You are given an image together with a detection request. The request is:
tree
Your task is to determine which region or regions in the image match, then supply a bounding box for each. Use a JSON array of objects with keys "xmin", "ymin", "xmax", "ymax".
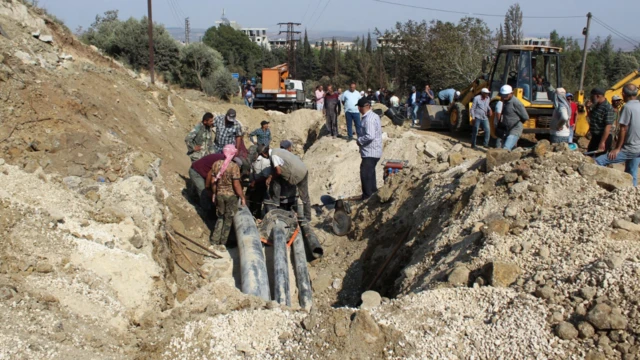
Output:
[
  {"xmin": 202, "ymin": 25, "xmax": 262, "ymax": 77},
  {"xmin": 504, "ymin": 3, "xmax": 523, "ymax": 45},
  {"xmin": 81, "ymin": 12, "xmax": 181, "ymax": 80},
  {"xmin": 203, "ymin": 68, "xmax": 238, "ymax": 100},
  {"xmin": 179, "ymin": 43, "xmax": 224, "ymax": 90},
  {"xmin": 497, "ymin": 25, "xmax": 505, "ymax": 47}
]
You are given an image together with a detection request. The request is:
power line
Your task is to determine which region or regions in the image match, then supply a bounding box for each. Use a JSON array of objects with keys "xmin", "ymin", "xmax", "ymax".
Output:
[
  {"xmin": 305, "ymin": 0, "xmax": 324, "ymax": 28},
  {"xmin": 165, "ymin": 0, "xmax": 182, "ymax": 28},
  {"xmin": 301, "ymin": 1, "xmax": 313, "ymax": 24},
  {"xmin": 310, "ymin": 0, "xmax": 332, "ymax": 31},
  {"xmin": 591, "ymin": 16, "xmax": 639, "ymax": 48},
  {"xmin": 372, "ymin": 0, "xmax": 584, "ymax": 19},
  {"xmin": 169, "ymin": 0, "xmax": 186, "ymax": 19}
]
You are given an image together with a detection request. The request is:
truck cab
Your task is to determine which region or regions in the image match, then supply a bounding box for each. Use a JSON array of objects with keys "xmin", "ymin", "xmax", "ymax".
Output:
[{"xmin": 253, "ymin": 63, "xmax": 306, "ymax": 113}]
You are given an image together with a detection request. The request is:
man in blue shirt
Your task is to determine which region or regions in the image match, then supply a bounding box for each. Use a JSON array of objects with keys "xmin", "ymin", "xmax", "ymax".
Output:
[
  {"xmin": 470, "ymin": 88, "xmax": 493, "ymax": 148},
  {"xmin": 438, "ymin": 88, "xmax": 457, "ymax": 106},
  {"xmin": 340, "ymin": 82, "xmax": 363, "ymax": 141}
]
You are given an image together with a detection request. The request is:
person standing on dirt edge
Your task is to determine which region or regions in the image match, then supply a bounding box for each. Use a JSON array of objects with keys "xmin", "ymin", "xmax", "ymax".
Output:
[
  {"xmin": 471, "ymin": 88, "xmax": 493, "ymax": 148},
  {"xmin": 407, "ymin": 86, "xmax": 419, "ymax": 125},
  {"xmin": 495, "ymin": 85, "xmax": 529, "ymax": 150},
  {"xmin": 243, "ymin": 80, "xmax": 255, "ymax": 108},
  {"xmin": 250, "ymin": 120, "xmax": 271, "ymax": 147},
  {"xmin": 340, "ymin": 82, "xmax": 363, "ymax": 142},
  {"xmin": 324, "ymin": 85, "xmax": 341, "ymax": 138},
  {"xmin": 586, "ymin": 88, "xmax": 615, "ymax": 153},
  {"xmin": 315, "ymin": 85, "xmax": 325, "ymax": 112},
  {"xmin": 185, "ymin": 113, "xmax": 216, "ymax": 162},
  {"xmin": 595, "ymin": 84, "xmax": 640, "ymax": 186},
  {"xmin": 356, "ymin": 98, "xmax": 382, "ymax": 200},
  {"xmin": 213, "ymin": 109, "xmax": 244, "ymax": 153},
  {"xmin": 207, "ymin": 145, "xmax": 246, "ymax": 247}
]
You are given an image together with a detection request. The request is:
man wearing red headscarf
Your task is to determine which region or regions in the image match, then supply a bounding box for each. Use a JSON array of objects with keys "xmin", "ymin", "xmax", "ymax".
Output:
[{"xmin": 206, "ymin": 145, "xmax": 246, "ymax": 246}]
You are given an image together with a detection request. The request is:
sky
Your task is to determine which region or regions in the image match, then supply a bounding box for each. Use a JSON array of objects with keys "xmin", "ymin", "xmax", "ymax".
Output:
[{"xmin": 41, "ymin": 0, "xmax": 639, "ymax": 47}]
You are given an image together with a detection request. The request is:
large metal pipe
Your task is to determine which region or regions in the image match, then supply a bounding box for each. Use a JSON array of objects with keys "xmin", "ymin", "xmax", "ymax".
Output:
[
  {"xmin": 234, "ymin": 205, "xmax": 270, "ymax": 301},
  {"xmin": 292, "ymin": 229, "xmax": 312, "ymax": 311},
  {"xmin": 296, "ymin": 199, "xmax": 323, "ymax": 259},
  {"xmin": 272, "ymin": 220, "xmax": 291, "ymax": 306}
]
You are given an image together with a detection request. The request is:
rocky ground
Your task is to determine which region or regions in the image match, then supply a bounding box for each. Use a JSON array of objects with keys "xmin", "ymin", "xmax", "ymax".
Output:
[{"xmin": 1, "ymin": 1, "xmax": 640, "ymax": 359}]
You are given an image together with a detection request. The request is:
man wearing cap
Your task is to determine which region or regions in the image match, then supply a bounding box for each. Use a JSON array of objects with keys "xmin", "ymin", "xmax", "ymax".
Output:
[
  {"xmin": 340, "ymin": 82, "xmax": 363, "ymax": 142},
  {"xmin": 470, "ymin": 88, "xmax": 493, "ymax": 148},
  {"xmin": 185, "ymin": 112, "xmax": 216, "ymax": 162},
  {"xmin": 611, "ymin": 95, "xmax": 624, "ymax": 150},
  {"xmin": 495, "ymin": 85, "xmax": 529, "ymax": 150},
  {"xmin": 586, "ymin": 88, "xmax": 615, "ymax": 152},
  {"xmin": 595, "ymin": 84, "xmax": 640, "ymax": 186},
  {"xmin": 280, "ymin": 139, "xmax": 293, "ymax": 151},
  {"xmin": 249, "ymin": 121, "xmax": 271, "ymax": 147},
  {"xmin": 258, "ymin": 144, "xmax": 312, "ymax": 221},
  {"xmin": 356, "ymin": 98, "xmax": 383, "ymax": 200},
  {"xmin": 212, "ymin": 109, "xmax": 244, "ymax": 153},
  {"xmin": 438, "ymin": 88, "xmax": 457, "ymax": 106}
]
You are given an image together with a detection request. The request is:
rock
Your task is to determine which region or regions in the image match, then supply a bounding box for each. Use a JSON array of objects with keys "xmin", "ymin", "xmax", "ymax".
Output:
[
  {"xmin": 451, "ymin": 143, "xmax": 464, "ymax": 152},
  {"xmin": 580, "ymin": 287, "xmax": 597, "ymax": 300},
  {"xmin": 551, "ymin": 312, "xmax": 564, "ymax": 323},
  {"xmin": 332, "ymin": 278, "xmax": 342, "ymax": 290},
  {"xmin": 68, "ymin": 165, "xmax": 86, "ymax": 177},
  {"xmin": 23, "ymin": 160, "xmax": 39, "ymax": 173},
  {"xmin": 587, "ymin": 303, "xmax": 628, "ymax": 330},
  {"xmin": 528, "ymin": 184, "xmax": 543, "ymax": 193},
  {"xmin": 509, "ymin": 180, "xmax": 531, "ymax": 194},
  {"xmin": 448, "ymin": 152, "xmax": 464, "ymax": 167},
  {"xmin": 350, "ymin": 310, "xmax": 380, "ymax": 344},
  {"xmin": 538, "ymin": 246, "xmax": 550, "ymax": 259},
  {"xmin": 423, "ymin": 141, "xmax": 445, "ymax": 158},
  {"xmin": 438, "ymin": 152, "xmax": 449, "ymax": 163},
  {"xmin": 48, "ymin": 209, "xmax": 65, "ymax": 223},
  {"xmin": 632, "ymin": 210, "xmax": 640, "ymax": 224},
  {"xmin": 485, "ymin": 261, "xmax": 521, "ymax": 287},
  {"xmin": 377, "ymin": 185, "xmax": 394, "ymax": 203},
  {"xmin": 0, "ymin": 158, "xmax": 4, "ymax": 166},
  {"xmin": 129, "ymin": 233, "xmax": 144, "ymax": 249},
  {"xmin": 535, "ymin": 286, "xmax": 554, "ymax": 300},
  {"xmin": 0, "ymin": 286, "xmax": 16, "ymax": 301},
  {"xmin": 360, "ymin": 291, "xmax": 382, "ymax": 310},
  {"xmin": 38, "ymin": 35, "xmax": 54, "ymax": 43},
  {"xmin": 503, "ymin": 172, "xmax": 518, "ymax": 183},
  {"xmin": 447, "ymin": 266, "xmax": 470, "ymax": 287},
  {"xmin": 612, "ymin": 219, "xmax": 640, "ymax": 233},
  {"xmin": 486, "ymin": 149, "xmax": 522, "ymax": 172},
  {"xmin": 458, "ymin": 171, "xmax": 478, "ymax": 187},
  {"xmin": 577, "ymin": 321, "xmax": 595, "ymax": 338},
  {"xmin": 35, "ymin": 263, "xmax": 53, "ymax": 273},
  {"xmin": 510, "ymin": 244, "xmax": 522, "ymax": 254},
  {"xmin": 578, "ymin": 163, "xmax": 633, "ymax": 191},
  {"xmin": 106, "ymin": 172, "xmax": 118, "ymax": 183},
  {"xmin": 482, "ymin": 217, "xmax": 510, "ymax": 237},
  {"xmin": 14, "ymin": 50, "xmax": 35, "ymax": 65},
  {"xmin": 504, "ymin": 205, "xmax": 518, "ymax": 218},
  {"xmin": 556, "ymin": 321, "xmax": 579, "ymax": 340},
  {"xmin": 534, "ymin": 140, "xmax": 550, "ymax": 158},
  {"xmin": 604, "ymin": 255, "xmax": 624, "ymax": 269},
  {"xmin": 521, "ymin": 241, "xmax": 532, "ymax": 253},
  {"xmin": 576, "ymin": 304, "xmax": 587, "ymax": 317}
]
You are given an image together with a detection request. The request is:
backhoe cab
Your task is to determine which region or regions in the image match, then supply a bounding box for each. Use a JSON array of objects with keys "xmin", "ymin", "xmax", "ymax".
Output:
[
  {"xmin": 426, "ymin": 45, "xmax": 566, "ymax": 136},
  {"xmin": 487, "ymin": 45, "xmax": 563, "ymax": 133}
]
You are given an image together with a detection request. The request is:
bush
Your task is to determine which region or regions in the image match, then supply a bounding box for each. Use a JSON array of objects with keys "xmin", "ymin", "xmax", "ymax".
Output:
[
  {"xmin": 81, "ymin": 11, "xmax": 180, "ymax": 79},
  {"xmin": 203, "ymin": 68, "xmax": 238, "ymax": 100},
  {"xmin": 179, "ymin": 43, "xmax": 224, "ymax": 90}
]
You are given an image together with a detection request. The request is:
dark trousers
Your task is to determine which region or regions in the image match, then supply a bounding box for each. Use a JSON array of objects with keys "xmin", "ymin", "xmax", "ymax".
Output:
[
  {"xmin": 212, "ymin": 194, "xmax": 238, "ymax": 245},
  {"xmin": 189, "ymin": 168, "xmax": 212, "ymax": 212},
  {"xmin": 360, "ymin": 157, "xmax": 380, "ymax": 199},
  {"xmin": 588, "ymin": 133, "xmax": 612, "ymax": 153},
  {"xmin": 246, "ymin": 181, "xmax": 267, "ymax": 218},
  {"xmin": 266, "ymin": 172, "xmax": 312, "ymax": 221}
]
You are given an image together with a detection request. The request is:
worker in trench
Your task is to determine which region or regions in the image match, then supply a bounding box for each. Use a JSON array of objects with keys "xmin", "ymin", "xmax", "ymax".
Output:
[
  {"xmin": 258, "ymin": 143, "xmax": 312, "ymax": 222},
  {"xmin": 206, "ymin": 144, "xmax": 246, "ymax": 247},
  {"xmin": 185, "ymin": 112, "xmax": 216, "ymax": 162}
]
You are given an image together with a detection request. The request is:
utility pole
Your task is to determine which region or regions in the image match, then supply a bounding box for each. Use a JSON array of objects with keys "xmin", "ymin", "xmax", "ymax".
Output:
[
  {"xmin": 278, "ymin": 22, "xmax": 301, "ymax": 78},
  {"xmin": 185, "ymin": 17, "xmax": 191, "ymax": 45},
  {"xmin": 578, "ymin": 12, "xmax": 592, "ymax": 92},
  {"xmin": 147, "ymin": 0, "xmax": 155, "ymax": 84}
]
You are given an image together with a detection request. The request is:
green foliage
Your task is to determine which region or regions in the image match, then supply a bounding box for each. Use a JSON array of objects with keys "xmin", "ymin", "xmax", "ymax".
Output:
[
  {"xmin": 202, "ymin": 25, "xmax": 262, "ymax": 77},
  {"xmin": 179, "ymin": 43, "xmax": 224, "ymax": 90},
  {"xmin": 203, "ymin": 68, "xmax": 238, "ymax": 100},
  {"xmin": 504, "ymin": 3, "xmax": 523, "ymax": 45},
  {"xmin": 81, "ymin": 11, "xmax": 180, "ymax": 80}
]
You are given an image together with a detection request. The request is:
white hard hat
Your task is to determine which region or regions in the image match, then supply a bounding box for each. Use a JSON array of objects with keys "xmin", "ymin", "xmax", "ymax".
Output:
[
  {"xmin": 481, "ymin": 88, "xmax": 490, "ymax": 94},
  {"xmin": 499, "ymin": 85, "xmax": 513, "ymax": 95},
  {"xmin": 455, "ymin": 91, "xmax": 461, "ymax": 96}
]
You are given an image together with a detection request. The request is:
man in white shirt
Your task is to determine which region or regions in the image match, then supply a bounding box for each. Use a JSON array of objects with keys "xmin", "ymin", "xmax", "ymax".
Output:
[{"xmin": 315, "ymin": 85, "xmax": 325, "ymax": 112}]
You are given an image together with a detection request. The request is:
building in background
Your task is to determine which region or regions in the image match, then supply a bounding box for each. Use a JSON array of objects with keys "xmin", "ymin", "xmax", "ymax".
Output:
[
  {"xmin": 269, "ymin": 38, "xmax": 288, "ymax": 49},
  {"xmin": 215, "ymin": 9, "xmax": 271, "ymax": 50},
  {"xmin": 312, "ymin": 40, "xmax": 355, "ymax": 52},
  {"xmin": 521, "ymin": 37, "xmax": 551, "ymax": 46}
]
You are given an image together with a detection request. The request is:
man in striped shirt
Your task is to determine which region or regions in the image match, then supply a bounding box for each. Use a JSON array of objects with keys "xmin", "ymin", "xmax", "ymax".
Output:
[{"xmin": 356, "ymin": 98, "xmax": 383, "ymax": 200}]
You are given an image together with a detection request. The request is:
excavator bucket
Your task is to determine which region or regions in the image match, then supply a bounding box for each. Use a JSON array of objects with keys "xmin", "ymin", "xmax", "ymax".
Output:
[{"xmin": 420, "ymin": 105, "xmax": 449, "ymax": 130}]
